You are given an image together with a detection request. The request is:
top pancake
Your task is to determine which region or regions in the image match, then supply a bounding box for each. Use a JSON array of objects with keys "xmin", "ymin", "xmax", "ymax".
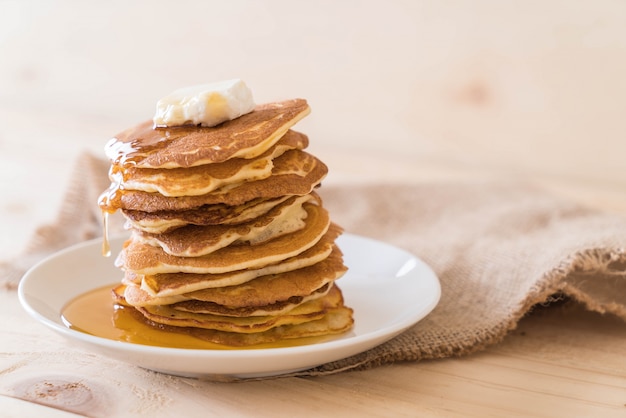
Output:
[
  {"xmin": 105, "ymin": 99, "xmax": 310, "ymax": 169},
  {"xmin": 116, "ymin": 130, "xmax": 308, "ymax": 197}
]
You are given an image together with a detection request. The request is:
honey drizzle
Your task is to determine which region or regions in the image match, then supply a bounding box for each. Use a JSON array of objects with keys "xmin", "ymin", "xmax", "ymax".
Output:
[
  {"xmin": 62, "ymin": 285, "xmax": 330, "ymax": 350},
  {"xmin": 97, "ymin": 123, "xmax": 174, "ymax": 251},
  {"xmin": 101, "ymin": 211, "xmax": 111, "ymax": 257},
  {"xmin": 98, "ymin": 161, "xmax": 128, "ymax": 256},
  {"xmin": 62, "ymin": 285, "xmax": 227, "ymax": 349},
  {"xmin": 105, "ymin": 122, "xmax": 202, "ymax": 169}
]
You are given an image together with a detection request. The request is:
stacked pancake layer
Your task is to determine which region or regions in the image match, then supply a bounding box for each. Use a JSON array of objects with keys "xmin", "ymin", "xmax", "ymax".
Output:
[{"xmin": 100, "ymin": 99, "xmax": 354, "ymax": 347}]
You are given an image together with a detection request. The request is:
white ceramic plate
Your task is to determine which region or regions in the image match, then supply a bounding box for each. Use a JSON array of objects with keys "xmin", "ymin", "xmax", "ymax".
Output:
[{"xmin": 18, "ymin": 234, "xmax": 440, "ymax": 379}]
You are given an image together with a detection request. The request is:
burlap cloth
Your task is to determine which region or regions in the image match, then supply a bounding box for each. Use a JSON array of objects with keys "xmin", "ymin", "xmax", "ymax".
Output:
[{"xmin": 3, "ymin": 153, "xmax": 626, "ymax": 378}]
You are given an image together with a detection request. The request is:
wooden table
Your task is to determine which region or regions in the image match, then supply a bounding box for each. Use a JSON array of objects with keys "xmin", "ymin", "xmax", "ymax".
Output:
[{"xmin": 1, "ymin": 1, "xmax": 626, "ymax": 416}]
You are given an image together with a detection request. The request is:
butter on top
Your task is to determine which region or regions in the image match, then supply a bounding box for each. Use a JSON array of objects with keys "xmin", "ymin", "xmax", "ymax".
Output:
[{"xmin": 153, "ymin": 79, "xmax": 255, "ymax": 128}]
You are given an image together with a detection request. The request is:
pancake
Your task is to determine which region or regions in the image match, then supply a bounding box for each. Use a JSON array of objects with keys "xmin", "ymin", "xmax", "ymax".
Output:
[
  {"xmin": 122, "ymin": 283, "xmax": 331, "ymax": 317},
  {"xmin": 128, "ymin": 286, "xmax": 354, "ymax": 347},
  {"xmin": 170, "ymin": 283, "xmax": 331, "ymax": 317},
  {"xmin": 122, "ymin": 196, "xmax": 293, "ymax": 234},
  {"xmin": 105, "ymin": 99, "xmax": 311, "ymax": 169},
  {"xmin": 123, "ymin": 247, "xmax": 346, "ymax": 307},
  {"xmin": 185, "ymin": 247, "xmax": 345, "ymax": 306},
  {"xmin": 127, "ymin": 305, "xmax": 354, "ymax": 347},
  {"xmin": 118, "ymin": 203, "xmax": 331, "ymax": 275},
  {"xmin": 115, "ymin": 149, "xmax": 327, "ymax": 212},
  {"xmin": 133, "ymin": 194, "xmax": 316, "ymax": 257},
  {"xmin": 138, "ymin": 233, "xmax": 342, "ymax": 296},
  {"xmin": 136, "ymin": 284, "xmax": 344, "ymax": 333},
  {"xmin": 117, "ymin": 130, "xmax": 308, "ymax": 197},
  {"xmin": 122, "ymin": 285, "xmax": 187, "ymax": 307}
]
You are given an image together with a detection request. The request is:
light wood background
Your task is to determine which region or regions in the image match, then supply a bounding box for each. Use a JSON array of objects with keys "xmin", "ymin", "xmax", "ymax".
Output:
[
  {"xmin": 2, "ymin": 0, "xmax": 626, "ymax": 256},
  {"xmin": 1, "ymin": 1, "xmax": 626, "ymax": 416}
]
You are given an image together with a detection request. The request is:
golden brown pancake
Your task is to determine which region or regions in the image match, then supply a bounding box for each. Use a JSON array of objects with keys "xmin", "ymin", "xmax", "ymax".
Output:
[
  {"xmin": 123, "ymin": 247, "xmax": 346, "ymax": 307},
  {"xmin": 138, "ymin": 305, "xmax": 354, "ymax": 347},
  {"xmin": 105, "ymin": 99, "xmax": 311, "ymax": 169},
  {"xmin": 112, "ymin": 283, "xmax": 353, "ymax": 347},
  {"xmin": 185, "ymin": 248, "xmax": 345, "ymax": 306},
  {"xmin": 122, "ymin": 283, "xmax": 331, "ymax": 317},
  {"xmin": 118, "ymin": 130, "xmax": 308, "ymax": 197},
  {"xmin": 155, "ymin": 284, "xmax": 331, "ymax": 317},
  {"xmin": 137, "ymin": 233, "xmax": 342, "ymax": 296},
  {"xmin": 115, "ymin": 150, "xmax": 327, "ymax": 212},
  {"xmin": 133, "ymin": 194, "xmax": 316, "ymax": 257},
  {"xmin": 122, "ymin": 196, "xmax": 293, "ymax": 234},
  {"xmin": 136, "ymin": 284, "xmax": 344, "ymax": 333},
  {"xmin": 117, "ymin": 204, "xmax": 332, "ymax": 275}
]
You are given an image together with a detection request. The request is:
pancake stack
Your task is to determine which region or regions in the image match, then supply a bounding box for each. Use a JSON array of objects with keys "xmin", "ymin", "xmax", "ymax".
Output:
[{"xmin": 99, "ymin": 98, "xmax": 354, "ymax": 347}]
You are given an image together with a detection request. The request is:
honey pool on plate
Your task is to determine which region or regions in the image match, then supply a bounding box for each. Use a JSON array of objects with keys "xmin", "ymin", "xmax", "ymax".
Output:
[{"xmin": 61, "ymin": 285, "xmax": 333, "ymax": 350}]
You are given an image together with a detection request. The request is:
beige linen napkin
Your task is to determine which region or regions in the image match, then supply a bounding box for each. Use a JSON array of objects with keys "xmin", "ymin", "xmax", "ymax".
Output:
[{"xmin": 3, "ymin": 152, "xmax": 626, "ymax": 377}]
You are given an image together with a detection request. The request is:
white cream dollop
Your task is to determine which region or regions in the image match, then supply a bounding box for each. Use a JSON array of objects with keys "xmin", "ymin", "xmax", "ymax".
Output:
[{"xmin": 153, "ymin": 79, "xmax": 255, "ymax": 128}]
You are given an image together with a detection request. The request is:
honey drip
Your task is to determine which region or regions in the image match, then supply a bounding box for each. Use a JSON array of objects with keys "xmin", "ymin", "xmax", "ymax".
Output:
[
  {"xmin": 101, "ymin": 211, "xmax": 111, "ymax": 257},
  {"xmin": 98, "ymin": 164, "xmax": 125, "ymax": 257},
  {"xmin": 61, "ymin": 285, "xmax": 330, "ymax": 350},
  {"xmin": 105, "ymin": 122, "xmax": 202, "ymax": 169}
]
